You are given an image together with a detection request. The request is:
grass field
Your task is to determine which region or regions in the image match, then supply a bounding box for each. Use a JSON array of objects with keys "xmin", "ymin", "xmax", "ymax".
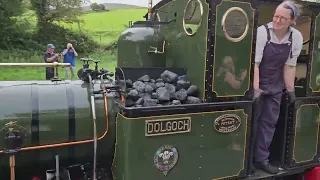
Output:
[
  {"xmin": 0, "ymin": 8, "xmax": 147, "ymax": 81},
  {"xmin": 0, "ymin": 50, "xmax": 116, "ymax": 80},
  {"xmin": 58, "ymin": 8, "xmax": 147, "ymax": 45}
]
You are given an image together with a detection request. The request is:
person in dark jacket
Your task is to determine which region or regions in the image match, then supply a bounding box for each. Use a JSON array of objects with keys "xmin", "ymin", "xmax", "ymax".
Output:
[{"xmin": 44, "ymin": 44, "xmax": 60, "ymax": 80}]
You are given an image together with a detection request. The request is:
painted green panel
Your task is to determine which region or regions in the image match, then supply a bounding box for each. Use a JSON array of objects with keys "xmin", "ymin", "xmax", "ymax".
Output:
[
  {"xmin": 292, "ymin": 104, "xmax": 319, "ymax": 163},
  {"xmin": 167, "ymin": 0, "xmax": 209, "ymax": 100},
  {"xmin": 113, "ymin": 109, "xmax": 248, "ymax": 180},
  {"xmin": 38, "ymin": 84, "xmax": 69, "ymax": 144},
  {"xmin": 0, "ymin": 81, "xmax": 112, "ymax": 168},
  {"xmin": 155, "ymin": 1, "xmax": 177, "ymax": 68},
  {"xmin": 0, "ymin": 85, "xmax": 32, "ymax": 149},
  {"xmin": 73, "ymin": 88, "xmax": 92, "ymax": 141},
  {"xmin": 117, "ymin": 27, "xmax": 166, "ymax": 68},
  {"xmin": 309, "ymin": 13, "xmax": 320, "ymax": 92},
  {"xmin": 212, "ymin": 0, "xmax": 254, "ymax": 97},
  {"xmin": 35, "ymin": 82, "xmax": 108, "ymax": 145},
  {"xmin": 155, "ymin": 1, "xmax": 176, "ymax": 23}
]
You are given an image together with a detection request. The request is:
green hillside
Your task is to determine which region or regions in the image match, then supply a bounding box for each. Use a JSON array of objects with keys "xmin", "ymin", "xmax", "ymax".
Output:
[
  {"xmin": 59, "ymin": 8, "xmax": 147, "ymax": 45},
  {"xmin": 82, "ymin": 3, "xmax": 145, "ymax": 11},
  {"xmin": 0, "ymin": 8, "xmax": 147, "ymax": 80}
]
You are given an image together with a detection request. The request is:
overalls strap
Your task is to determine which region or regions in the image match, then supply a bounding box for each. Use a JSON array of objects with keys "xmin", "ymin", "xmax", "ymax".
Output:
[
  {"xmin": 288, "ymin": 31, "xmax": 293, "ymax": 58},
  {"xmin": 263, "ymin": 24, "xmax": 271, "ymax": 44},
  {"xmin": 263, "ymin": 24, "xmax": 293, "ymax": 58}
]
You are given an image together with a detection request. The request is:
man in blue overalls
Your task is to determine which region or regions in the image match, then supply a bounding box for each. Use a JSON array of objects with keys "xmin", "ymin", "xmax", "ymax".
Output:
[
  {"xmin": 62, "ymin": 43, "xmax": 78, "ymax": 79},
  {"xmin": 253, "ymin": 0, "xmax": 303, "ymax": 174}
]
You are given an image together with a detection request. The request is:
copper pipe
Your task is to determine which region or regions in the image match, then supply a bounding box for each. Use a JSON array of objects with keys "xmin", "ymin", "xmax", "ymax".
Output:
[
  {"xmin": 10, "ymin": 155, "xmax": 15, "ymax": 180},
  {"xmin": 148, "ymin": 0, "xmax": 152, "ymax": 20},
  {"xmin": 121, "ymin": 95, "xmax": 125, "ymax": 104}
]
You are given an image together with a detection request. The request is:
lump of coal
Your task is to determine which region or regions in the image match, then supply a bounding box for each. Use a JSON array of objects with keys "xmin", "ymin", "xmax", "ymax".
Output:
[
  {"xmin": 156, "ymin": 87, "xmax": 171, "ymax": 101},
  {"xmin": 177, "ymin": 80, "xmax": 190, "ymax": 90},
  {"xmin": 186, "ymin": 96, "xmax": 201, "ymax": 104},
  {"xmin": 172, "ymin": 100, "xmax": 181, "ymax": 105},
  {"xmin": 135, "ymin": 98, "xmax": 144, "ymax": 105},
  {"xmin": 139, "ymin": 93, "xmax": 151, "ymax": 100},
  {"xmin": 133, "ymin": 81, "xmax": 146, "ymax": 93},
  {"xmin": 123, "ymin": 70, "xmax": 201, "ymax": 107},
  {"xmin": 160, "ymin": 70, "xmax": 178, "ymax": 83},
  {"xmin": 126, "ymin": 99, "xmax": 135, "ymax": 107},
  {"xmin": 174, "ymin": 89, "xmax": 188, "ymax": 101},
  {"xmin": 178, "ymin": 75, "xmax": 187, "ymax": 81},
  {"xmin": 156, "ymin": 78, "xmax": 164, "ymax": 83},
  {"xmin": 144, "ymin": 84, "xmax": 154, "ymax": 94},
  {"xmin": 156, "ymin": 82, "xmax": 165, "ymax": 88},
  {"xmin": 187, "ymin": 85, "xmax": 198, "ymax": 96},
  {"xmin": 145, "ymin": 82, "xmax": 157, "ymax": 90},
  {"xmin": 143, "ymin": 99, "xmax": 159, "ymax": 107},
  {"xmin": 151, "ymin": 92, "xmax": 158, "ymax": 99},
  {"xmin": 127, "ymin": 89, "xmax": 139, "ymax": 101},
  {"xmin": 138, "ymin": 75, "xmax": 150, "ymax": 82},
  {"xmin": 165, "ymin": 83, "xmax": 176, "ymax": 93}
]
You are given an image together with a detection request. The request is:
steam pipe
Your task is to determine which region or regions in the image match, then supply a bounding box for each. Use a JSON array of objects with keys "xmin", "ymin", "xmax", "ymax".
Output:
[
  {"xmin": 88, "ymin": 74, "xmax": 97, "ymax": 180},
  {"xmin": 148, "ymin": 0, "xmax": 152, "ymax": 20},
  {"xmin": 55, "ymin": 155, "xmax": 59, "ymax": 180}
]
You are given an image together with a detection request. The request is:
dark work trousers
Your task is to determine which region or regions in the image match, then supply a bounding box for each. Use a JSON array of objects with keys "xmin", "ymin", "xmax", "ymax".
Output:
[
  {"xmin": 253, "ymin": 24, "xmax": 292, "ymax": 163},
  {"xmin": 46, "ymin": 67, "xmax": 54, "ymax": 80}
]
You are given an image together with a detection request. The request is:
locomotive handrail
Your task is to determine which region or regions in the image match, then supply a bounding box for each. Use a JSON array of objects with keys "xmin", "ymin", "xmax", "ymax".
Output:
[
  {"xmin": 0, "ymin": 63, "xmax": 71, "ymax": 68},
  {"xmin": 148, "ymin": 40, "xmax": 166, "ymax": 54}
]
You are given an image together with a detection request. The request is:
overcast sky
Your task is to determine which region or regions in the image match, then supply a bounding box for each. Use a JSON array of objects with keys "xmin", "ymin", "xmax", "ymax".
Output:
[{"xmin": 84, "ymin": 0, "xmax": 162, "ymax": 7}]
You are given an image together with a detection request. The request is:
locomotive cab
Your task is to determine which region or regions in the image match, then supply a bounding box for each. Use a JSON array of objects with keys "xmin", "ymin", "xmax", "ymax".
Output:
[
  {"xmin": 2, "ymin": 0, "xmax": 320, "ymax": 180},
  {"xmin": 112, "ymin": 0, "xmax": 320, "ymax": 179}
]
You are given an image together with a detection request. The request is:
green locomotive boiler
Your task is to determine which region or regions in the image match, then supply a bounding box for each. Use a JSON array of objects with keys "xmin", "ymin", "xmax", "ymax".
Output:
[{"xmin": 2, "ymin": 0, "xmax": 320, "ymax": 179}]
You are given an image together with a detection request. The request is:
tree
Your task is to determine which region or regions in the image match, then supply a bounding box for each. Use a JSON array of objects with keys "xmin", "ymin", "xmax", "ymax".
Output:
[
  {"xmin": 0, "ymin": 0, "xmax": 24, "ymax": 48},
  {"xmin": 90, "ymin": 3, "xmax": 106, "ymax": 12},
  {"xmin": 30, "ymin": 0, "xmax": 89, "ymax": 26}
]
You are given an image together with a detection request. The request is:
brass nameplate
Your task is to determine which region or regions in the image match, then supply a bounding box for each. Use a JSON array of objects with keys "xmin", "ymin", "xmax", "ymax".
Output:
[
  {"xmin": 214, "ymin": 114, "xmax": 241, "ymax": 133},
  {"xmin": 145, "ymin": 117, "xmax": 191, "ymax": 136}
]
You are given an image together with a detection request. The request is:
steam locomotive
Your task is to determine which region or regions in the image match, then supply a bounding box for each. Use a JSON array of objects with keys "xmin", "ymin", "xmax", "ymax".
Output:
[{"xmin": 1, "ymin": 0, "xmax": 320, "ymax": 179}]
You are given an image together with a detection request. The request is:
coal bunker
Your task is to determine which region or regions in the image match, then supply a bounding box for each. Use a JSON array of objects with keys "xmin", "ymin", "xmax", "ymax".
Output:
[{"xmin": 124, "ymin": 70, "xmax": 201, "ymax": 107}]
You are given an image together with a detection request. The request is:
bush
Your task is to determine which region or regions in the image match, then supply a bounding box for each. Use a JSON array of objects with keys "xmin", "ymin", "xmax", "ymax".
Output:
[{"xmin": 33, "ymin": 23, "xmax": 100, "ymax": 53}]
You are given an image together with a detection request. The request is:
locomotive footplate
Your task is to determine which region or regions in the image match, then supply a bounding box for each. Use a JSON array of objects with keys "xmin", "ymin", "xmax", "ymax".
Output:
[{"xmin": 243, "ymin": 163, "xmax": 320, "ymax": 180}]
